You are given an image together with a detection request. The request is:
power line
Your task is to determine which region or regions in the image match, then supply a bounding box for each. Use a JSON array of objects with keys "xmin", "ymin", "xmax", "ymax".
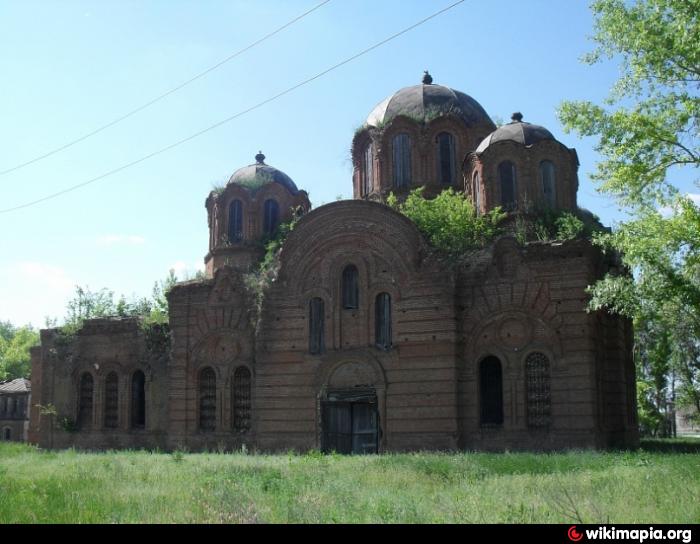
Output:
[
  {"xmin": 0, "ymin": 0, "xmax": 465, "ymax": 214},
  {"xmin": 0, "ymin": 0, "xmax": 332, "ymax": 178}
]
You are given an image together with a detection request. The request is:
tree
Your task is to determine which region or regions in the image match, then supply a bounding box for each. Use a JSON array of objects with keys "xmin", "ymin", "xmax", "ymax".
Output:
[
  {"xmin": 0, "ymin": 322, "xmax": 39, "ymax": 380},
  {"xmin": 558, "ymin": 0, "xmax": 700, "ymax": 429}
]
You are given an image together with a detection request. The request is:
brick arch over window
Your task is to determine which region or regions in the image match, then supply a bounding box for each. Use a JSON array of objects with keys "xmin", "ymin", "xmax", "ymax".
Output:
[
  {"xmin": 199, "ymin": 367, "xmax": 217, "ymax": 432},
  {"xmin": 232, "ymin": 366, "xmax": 252, "ymax": 432},
  {"xmin": 104, "ymin": 372, "xmax": 119, "ymax": 429},
  {"xmin": 77, "ymin": 372, "xmax": 94, "ymax": 430},
  {"xmin": 525, "ymin": 352, "xmax": 551, "ymax": 428},
  {"xmin": 131, "ymin": 370, "xmax": 146, "ymax": 429},
  {"xmin": 479, "ymin": 356, "xmax": 504, "ymax": 426}
]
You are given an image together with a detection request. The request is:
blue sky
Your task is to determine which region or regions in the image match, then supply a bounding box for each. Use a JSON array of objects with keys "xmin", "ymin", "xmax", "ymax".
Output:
[{"xmin": 0, "ymin": 0, "xmax": 657, "ymax": 326}]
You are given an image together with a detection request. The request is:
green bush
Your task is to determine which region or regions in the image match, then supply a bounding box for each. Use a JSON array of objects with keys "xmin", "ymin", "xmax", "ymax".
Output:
[{"xmin": 387, "ymin": 188, "xmax": 506, "ymax": 258}]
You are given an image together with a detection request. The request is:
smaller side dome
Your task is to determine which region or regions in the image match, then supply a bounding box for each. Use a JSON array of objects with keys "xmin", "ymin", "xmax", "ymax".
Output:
[
  {"xmin": 476, "ymin": 113, "xmax": 555, "ymax": 154},
  {"xmin": 227, "ymin": 152, "xmax": 299, "ymax": 195}
]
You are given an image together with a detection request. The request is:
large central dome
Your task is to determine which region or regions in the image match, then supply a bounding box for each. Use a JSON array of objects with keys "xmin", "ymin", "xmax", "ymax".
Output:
[{"xmin": 366, "ymin": 72, "xmax": 493, "ymax": 128}]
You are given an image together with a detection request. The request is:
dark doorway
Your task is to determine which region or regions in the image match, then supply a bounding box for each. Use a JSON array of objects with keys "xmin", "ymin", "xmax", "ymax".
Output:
[{"xmin": 321, "ymin": 391, "xmax": 378, "ymax": 454}]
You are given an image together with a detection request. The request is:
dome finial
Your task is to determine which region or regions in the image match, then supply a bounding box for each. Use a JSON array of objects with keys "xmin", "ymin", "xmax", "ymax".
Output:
[
  {"xmin": 511, "ymin": 112, "xmax": 523, "ymax": 123},
  {"xmin": 255, "ymin": 151, "xmax": 266, "ymax": 164},
  {"xmin": 422, "ymin": 70, "xmax": 433, "ymax": 85}
]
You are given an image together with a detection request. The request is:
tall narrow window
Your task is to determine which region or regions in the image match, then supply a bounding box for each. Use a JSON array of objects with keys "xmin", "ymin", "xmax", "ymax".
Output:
[
  {"xmin": 0, "ymin": 397, "xmax": 6, "ymax": 416},
  {"xmin": 342, "ymin": 265, "xmax": 359, "ymax": 309},
  {"xmin": 199, "ymin": 367, "xmax": 216, "ymax": 431},
  {"xmin": 232, "ymin": 366, "xmax": 252, "ymax": 432},
  {"xmin": 104, "ymin": 372, "xmax": 119, "ymax": 429},
  {"xmin": 78, "ymin": 373, "xmax": 94, "ymax": 429},
  {"xmin": 526, "ymin": 352, "xmax": 551, "ymax": 428},
  {"xmin": 540, "ymin": 160, "xmax": 556, "ymax": 208},
  {"xmin": 498, "ymin": 161, "xmax": 517, "ymax": 210},
  {"xmin": 131, "ymin": 370, "xmax": 146, "ymax": 429},
  {"xmin": 392, "ymin": 133, "xmax": 412, "ymax": 188},
  {"xmin": 362, "ymin": 143, "xmax": 373, "ymax": 196},
  {"xmin": 473, "ymin": 171, "xmax": 482, "ymax": 212},
  {"xmin": 309, "ymin": 297, "xmax": 325, "ymax": 355},
  {"xmin": 3, "ymin": 428, "xmax": 10, "ymax": 441},
  {"xmin": 480, "ymin": 357, "xmax": 503, "ymax": 425},
  {"xmin": 228, "ymin": 199, "xmax": 243, "ymax": 242},
  {"xmin": 375, "ymin": 293, "xmax": 392, "ymax": 350},
  {"xmin": 437, "ymin": 132, "xmax": 455, "ymax": 184},
  {"xmin": 263, "ymin": 199, "xmax": 279, "ymax": 236}
]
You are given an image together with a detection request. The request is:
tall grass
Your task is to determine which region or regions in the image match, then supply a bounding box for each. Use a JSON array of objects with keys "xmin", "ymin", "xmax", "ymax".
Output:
[{"xmin": 0, "ymin": 440, "xmax": 698, "ymax": 523}]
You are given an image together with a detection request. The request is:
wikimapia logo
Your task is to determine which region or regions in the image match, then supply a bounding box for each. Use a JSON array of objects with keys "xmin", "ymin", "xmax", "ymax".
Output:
[{"xmin": 567, "ymin": 526, "xmax": 693, "ymax": 543}]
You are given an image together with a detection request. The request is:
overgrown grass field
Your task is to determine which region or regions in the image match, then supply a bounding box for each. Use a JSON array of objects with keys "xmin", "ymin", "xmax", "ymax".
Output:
[{"xmin": 1, "ymin": 440, "xmax": 699, "ymax": 523}]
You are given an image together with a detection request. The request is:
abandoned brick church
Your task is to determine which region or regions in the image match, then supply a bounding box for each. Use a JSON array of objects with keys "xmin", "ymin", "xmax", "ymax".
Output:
[{"xmin": 29, "ymin": 74, "xmax": 639, "ymax": 452}]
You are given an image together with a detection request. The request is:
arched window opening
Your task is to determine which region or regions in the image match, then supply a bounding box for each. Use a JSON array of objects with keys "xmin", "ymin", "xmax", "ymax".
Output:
[
  {"xmin": 78, "ymin": 373, "xmax": 94, "ymax": 429},
  {"xmin": 263, "ymin": 199, "xmax": 280, "ymax": 236},
  {"xmin": 526, "ymin": 352, "xmax": 551, "ymax": 428},
  {"xmin": 480, "ymin": 357, "xmax": 503, "ymax": 425},
  {"xmin": 104, "ymin": 372, "xmax": 119, "ymax": 429},
  {"xmin": 375, "ymin": 293, "xmax": 392, "ymax": 350},
  {"xmin": 233, "ymin": 366, "xmax": 252, "ymax": 432},
  {"xmin": 309, "ymin": 298, "xmax": 325, "ymax": 355},
  {"xmin": 437, "ymin": 132, "xmax": 456, "ymax": 184},
  {"xmin": 540, "ymin": 160, "xmax": 556, "ymax": 208},
  {"xmin": 473, "ymin": 171, "xmax": 482, "ymax": 212},
  {"xmin": 8, "ymin": 397, "xmax": 15, "ymax": 416},
  {"xmin": 498, "ymin": 161, "xmax": 517, "ymax": 210},
  {"xmin": 131, "ymin": 370, "xmax": 146, "ymax": 429},
  {"xmin": 228, "ymin": 199, "xmax": 243, "ymax": 242},
  {"xmin": 199, "ymin": 367, "xmax": 217, "ymax": 432},
  {"xmin": 392, "ymin": 133, "xmax": 412, "ymax": 188},
  {"xmin": 342, "ymin": 265, "xmax": 359, "ymax": 310},
  {"xmin": 362, "ymin": 143, "xmax": 374, "ymax": 196},
  {"xmin": 3, "ymin": 428, "xmax": 10, "ymax": 441}
]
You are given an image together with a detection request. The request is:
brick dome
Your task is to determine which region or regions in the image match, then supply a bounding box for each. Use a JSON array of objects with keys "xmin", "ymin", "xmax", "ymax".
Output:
[
  {"xmin": 227, "ymin": 152, "xmax": 300, "ymax": 195},
  {"xmin": 475, "ymin": 113, "xmax": 556, "ymax": 153},
  {"xmin": 366, "ymin": 72, "xmax": 493, "ymax": 128}
]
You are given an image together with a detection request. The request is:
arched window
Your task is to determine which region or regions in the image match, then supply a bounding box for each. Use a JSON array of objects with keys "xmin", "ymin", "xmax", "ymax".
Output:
[
  {"xmin": 199, "ymin": 367, "xmax": 216, "ymax": 432},
  {"xmin": 131, "ymin": 370, "xmax": 146, "ymax": 429},
  {"xmin": 526, "ymin": 352, "xmax": 551, "ymax": 428},
  {"xmin": 263, "ymin": 199, "xmax": 279, "ymax": 236},
  {"xmin": 362, "ymin": 143, "xmax": 373, "ymax": 196},
  {"xmin": 392, "ymin": 133, "xmax": 412, "ymax": 188},
  {"xmin": 540, "ymin": 160, "xmax": 556, "ymax": 208},
  {"xmin": 437, "ymin": 132, "xmax": 455, "ymax": 184},
  {"xmin": 228, "ymin": 199, "xmax": 243, "ymax": 242},
  {"xmin": 78, "ymin": 372, "xmax": 94, "ymax": 429},
  {"xmin": 375, "ymin": 293, "xmax": 392, "ymax": 350},
  {"xmin": 104, "ymin": 372, "xmax": 119, "ymax": 429},
  {"xmin": 342, "ymin": 265, "xmax": 359, "ymax": 309},
  {"xmin": 473, "ymin": 171, "xmax": 482, "ymax": 212},
  {"xmin": 480, "ymin": 357, "xmax": 503, "ymax": 425},
  {"xmin": 3, "ymin": 428, "xmax": 10, "ymax": 441},
  {"xmin": 232, "ymin": 366, "xmax": 252, "ymax": 432},
  {"xmin": 498, "ymin": 161, "xmax": 517, "ymax": 210},
  {"xmin": 7, "ymin": 397, "xmax": 15, "ymax": 416},
  {"xmin": 309, "ymin": 297, "xmax": 325, "ymax": 355}
]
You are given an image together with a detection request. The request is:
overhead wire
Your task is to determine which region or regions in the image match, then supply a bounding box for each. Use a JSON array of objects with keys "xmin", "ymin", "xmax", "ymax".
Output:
[{"xmin": 0, "ymin": 0, "xmax": 466, "ymax": 214}]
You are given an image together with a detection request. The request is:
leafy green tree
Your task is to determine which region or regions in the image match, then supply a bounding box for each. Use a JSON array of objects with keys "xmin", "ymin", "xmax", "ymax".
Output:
[
  {"xmin": 0, "ymin": 325, "xmax": 39, "ymax": 380},
  {"xmin": 386, "ymin": 188, "xmax": 506, "ymax": 258},
  {"xmin": 558, "ymin": 0, "xmax": 700, "ymax": 426}
]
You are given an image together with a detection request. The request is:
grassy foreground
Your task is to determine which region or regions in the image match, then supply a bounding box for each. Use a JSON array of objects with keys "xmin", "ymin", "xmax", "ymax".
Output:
[{"xmin": 0, "ymin": 440, "xmax": 699, "ymax": 523}]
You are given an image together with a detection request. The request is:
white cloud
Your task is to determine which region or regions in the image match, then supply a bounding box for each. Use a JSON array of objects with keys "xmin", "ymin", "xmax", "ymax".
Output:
[
  {"xmin": 0, "ymin": 261, "xmax": 76, "ymax": 327},
  {"xmin": 96, "ymin": 234, "xmax": 146, "ymax": 247},
  {"xmin": 659, "ymin": 193, "xmax": 700, "ymax": 217}
]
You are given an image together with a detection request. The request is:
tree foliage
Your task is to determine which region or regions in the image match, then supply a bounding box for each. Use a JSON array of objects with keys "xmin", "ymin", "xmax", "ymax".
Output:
[
  {"xmin": 386, "ymin": 188, "xmax": 506, "ymax": 258},
  {"xmin": 0, "ymin": 321, "xmax": 39, "ymax": 380},
  {"xmin": 559, "ymin": 0, "xmax": 700, "ymax": 430}
]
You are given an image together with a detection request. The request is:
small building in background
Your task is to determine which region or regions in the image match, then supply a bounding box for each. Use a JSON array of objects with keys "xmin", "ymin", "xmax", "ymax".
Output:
[{"xmin": 0, "ymin": 378, "xmax": 31, "ymax": 442}]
